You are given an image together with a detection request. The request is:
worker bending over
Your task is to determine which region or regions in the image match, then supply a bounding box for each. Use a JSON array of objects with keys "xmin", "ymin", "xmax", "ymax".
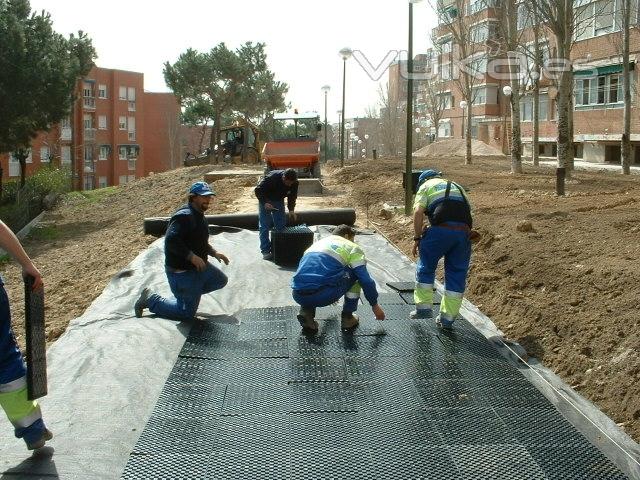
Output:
[{"xmin": 291, "ymin": 225, "xmax": 385, "ymax": 333}]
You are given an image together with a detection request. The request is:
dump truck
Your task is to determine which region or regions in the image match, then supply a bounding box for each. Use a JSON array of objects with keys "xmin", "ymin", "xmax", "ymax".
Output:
[{"xmin": 262, "ymin": 112, "xmax": 322, "ymax": 178}]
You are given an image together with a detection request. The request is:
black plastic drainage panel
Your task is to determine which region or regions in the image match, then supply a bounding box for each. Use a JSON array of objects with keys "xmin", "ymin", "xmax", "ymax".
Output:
[{"xmin": 121, "ymin": 297, "xmax": 629, "ymax": 479}]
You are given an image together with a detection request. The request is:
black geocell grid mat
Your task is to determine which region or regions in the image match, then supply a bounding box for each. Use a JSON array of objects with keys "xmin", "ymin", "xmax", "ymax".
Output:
[{"xmin": 122, "ymin": 304, "xmax": 629, "ymax": 479}]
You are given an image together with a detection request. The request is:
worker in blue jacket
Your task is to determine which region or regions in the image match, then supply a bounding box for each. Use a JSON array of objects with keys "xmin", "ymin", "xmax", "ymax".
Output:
[
  {"xmin": 134, "ymin": 181, "xmax": 229, "ymax": 321},
  {"xmin": 411, "ymin": 169, "xmax": 476, "ymax": 329},
  {"xmin": 0, "ymin": 220, "xmax": 53, "ymax": 450},
  {"xmin": 254, "ymin": 168, "xmax": 298, "ymax": 260},
  {"xmin": 291, "ymin": 224, "xmax": 385, "ymax": 333}
]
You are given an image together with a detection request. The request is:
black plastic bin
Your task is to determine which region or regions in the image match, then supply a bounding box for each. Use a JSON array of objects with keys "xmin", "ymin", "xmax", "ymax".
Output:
[{"xmin": 271, "ymin": 226, "xmax": 314, "ymax": 267}]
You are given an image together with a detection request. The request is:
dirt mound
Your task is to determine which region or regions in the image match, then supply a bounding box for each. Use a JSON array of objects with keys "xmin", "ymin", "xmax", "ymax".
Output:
[{"xmin": 414, "ymin": 138, "xmax": 505, "ymax": 158}]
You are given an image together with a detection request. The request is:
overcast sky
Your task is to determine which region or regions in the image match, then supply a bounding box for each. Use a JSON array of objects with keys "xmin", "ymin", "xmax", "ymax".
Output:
[{"xmin": 30, "ymin": 0, "xmax": 437, "ymax": 123}]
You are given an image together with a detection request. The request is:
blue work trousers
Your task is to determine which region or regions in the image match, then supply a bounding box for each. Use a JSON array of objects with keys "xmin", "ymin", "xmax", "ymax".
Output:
[
  {"xmin": 148, "ymin": 263, "xmax": 228, "ymax": 321},
  {"xmin": 292, "ymin": 270, "xmax": 359, "ymax": 314},
  {"xmin": 258, "ymin": 200, "xmax": 286, "ymax": 254},
  {"xmin": 416, "ymin": 226, "xmax": 471, "ymax": 319}
]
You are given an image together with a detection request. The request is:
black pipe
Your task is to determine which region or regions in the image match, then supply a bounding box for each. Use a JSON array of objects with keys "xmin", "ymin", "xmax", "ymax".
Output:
[{"xmin": 143, "ymin": 208, "xmax": 357, "ymax": 237}]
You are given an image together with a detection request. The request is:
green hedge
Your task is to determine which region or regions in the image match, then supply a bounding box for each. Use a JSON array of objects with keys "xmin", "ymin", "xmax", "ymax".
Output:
[{"xmin": 0, "ymin": 167, "xmax": 71, "ymax": 231}]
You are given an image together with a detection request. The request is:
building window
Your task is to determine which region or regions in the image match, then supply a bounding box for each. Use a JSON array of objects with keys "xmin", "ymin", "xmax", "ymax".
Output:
[
  {"xmin": 119, "ymin": 116, "xmax": 127, "ymax": 130},
  {"xmin": 119, "ymin": 146, "xmax": 127, "ymax": 160},
  {"xmin": 438, "ymin": 121, "xmax": 452, "ymax": 138},
  {"xmin": 468, "ymin": 0, "xmax": 497, "ymax": 15},
  {"xmin": 517, "ymin": 3, "xmax": 534, "ymax": 30},
  {"xmin": 128, "ymin": 159, "xmax": 136, "ymax": 171},
  {"xmin": 61, "ymin": 146, "xmax": 71, "ymax": 165},
  {"xmin": 519, "ymin": 97, "xmax": 533, "ymax": 121},
  {"xmin": 98, "ymin": 115, "xmax": 107, "ymax": 130},
  {"xmin": 575, "ymin": 72, "xmax": 627, "ymax": 107},
  {"xmin": 61, "ymin": 117, "xmax": 71, "ymax": 128},
  {"xmin": 470, "ymin": 22, "xmax": 496, "ymax": 44},
  {"xmin": 98, "ymin": 84, "xmax": 107, "ymax": 99},
  {"xmin": 83, "ymin": 114, "xmax": 93, "ymax": 130},
  {"xmin": 595, "ymin": 0, "xmax": 615, "ymax": 35},
  {"xmin": 468, "ymin": 55, "xmax": 488, "ymax": 76},
  {"xmin": 119, "ymin": 86, "xmax": 127, "ymax": 100},
  {"xmin": 40, "ymin": 146, "xmax": 50, "ymax": 162},
  {"xmin": 440, "ymin": 62, "xmax": 452, "ymax": 80},
  {"xmin": 597, "ymin": 76, "xmax": 607, "ymax": 104},
  {"xmin": 84, "ymin": 146, "xmax": 94, "ymax": 162},
  {"xmin": 99, "ymin": 146, "xmax": 109, "ymax": 160},
  {"xmin": 99, "ymin": 176, "xmax": 108, "ymax": 188},
  {"xmin": 128, "ymin": 117, "xmax": 136, "ymax": 141},
  {"xmin": 83, "ymin": 175, "xmax": 94, "ymax": 191},
  {"xmin": 609, "ymin": 75, "xmax": 620, "ymax": 103}
]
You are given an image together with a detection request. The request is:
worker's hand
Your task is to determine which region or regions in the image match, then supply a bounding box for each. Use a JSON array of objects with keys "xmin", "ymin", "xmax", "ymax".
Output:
[
  {"xmin": 190, "ymin": 254, "xmax": 207, "ymax": 272},
  {"xmin": 22, "ymin": 263, "xmax": 43, "ymax": 291},
  {"xmin": 265, "ymin": 202, "xmax": 276, "ymax": 211},
  {"xmin": 289, "ymin": 211, "xmax": 297, "ymax": 223},
  {"xmin": 214, "ymin": 252, "xmax": 230, "ymax": 265},
  {"xmin": 412, "ymin": 239, "xmax": 420, "ymax": 257},
  {"xmin": 372, "ymin": 304, "xmax": 385, "ymax": 320}
]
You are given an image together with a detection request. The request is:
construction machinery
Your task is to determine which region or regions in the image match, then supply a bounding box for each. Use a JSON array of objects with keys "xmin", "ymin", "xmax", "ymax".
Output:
[
  {"xmin": 184, "ymin": 119, "xmax": 263, "ymax": 166},
  {"xmin": 262, "ymin": 112, "xmax": 322, "ymax": 178}
]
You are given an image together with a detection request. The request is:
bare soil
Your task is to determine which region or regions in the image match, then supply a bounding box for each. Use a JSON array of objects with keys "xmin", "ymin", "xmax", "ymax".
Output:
[{"xmin": 2, "ymin": 158, "xmax": 639, "ymax": 442}]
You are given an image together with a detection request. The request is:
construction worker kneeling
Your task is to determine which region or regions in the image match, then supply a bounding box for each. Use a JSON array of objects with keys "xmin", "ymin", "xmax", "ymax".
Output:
[
  {"xmin": 291, "ymin": 225, "xmax": 385, "ymax": 334},
  {"xmin": 411, "ymin": 169, "xmax": 477, "ymax": 329}
]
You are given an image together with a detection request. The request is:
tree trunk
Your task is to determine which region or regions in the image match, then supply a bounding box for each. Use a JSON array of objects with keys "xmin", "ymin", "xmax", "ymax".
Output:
[
  {"xmin": 510, "ymin": 78, "xmax": 523, "ymax": 174},
  {"xmin": 621, "ymin": 0, "xmax": 632, "ymax": 174},
  {"xmin": 210, "ymin": 111, "xmax": 221, "ymax": 164},
  {"xmin": 465, "ymin": 104, "xmax": 472, "ymax": 165},
  {"xmin": 556, "ymin": 67, "xmax": 572, "ymax": 194},
  {"xmin": 532, "ymin": 78, "xmax": 540, "ymax": 166},
  {"xmin": 0, "ymin": 166, "xmax": 3, "ymax": 202},
  {"xmin": 16, "ymin": 149, "xmax": 29, "ymax": 189}
]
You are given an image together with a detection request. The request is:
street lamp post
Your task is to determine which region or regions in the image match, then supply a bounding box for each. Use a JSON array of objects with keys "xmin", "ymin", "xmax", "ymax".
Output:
[
  {"xmin": 405, "ymin": 0, "xmax": 423, "ymax": 215},
  {"xmin": 339, "ymin": 47, "xmax": 353, "ymax": 167},
  {"xmin": 337, "ymin": 110, "xmax": 342, "ymax": 158},
  {"xmin": 321, "ymin": 85, "xmax": 331, "ymax": 163},
  {"xmin": 459, "ymin": 100, "xmax": 468, "ymax": 139},
  {"xmin": 415, "ymin": 127, "xmax": 421, "ymax": 150},
  {"xmin": 364, "ymin": 133, "xmax": 370, "ymax": 158}
]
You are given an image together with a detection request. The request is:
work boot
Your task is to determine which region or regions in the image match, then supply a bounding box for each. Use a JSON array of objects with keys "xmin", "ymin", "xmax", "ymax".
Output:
[
  {"xmin": 27, "ymin": 428, "xmax": 53, "ymax": 450},
  {"xmin": 341, "ymin": 312, "xmax": 359, "ymax": 331},
  {"xmin": 297, "ymin": 307, "xmax": 318, "ymax": 333},
  {"xmin": 435, "ymin": 315, "xmax": 454, "ymax": 330},
  {"xmin": 262, "ymin": 252, "xmax": 273, "ymax": 261},
  {"xmin": 409, "ymin": 308, "xmax": 432, "ymax": 319},
  {"xmin": 134, "ymin": 288, "xmax": 151, "ymax": 318}
]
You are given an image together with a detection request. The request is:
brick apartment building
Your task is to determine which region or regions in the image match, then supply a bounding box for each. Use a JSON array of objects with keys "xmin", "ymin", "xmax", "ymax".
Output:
[
  {"xmin": 388, "ymin": 0, "xmax": 640, "ymax": 164},
  {"xmin": 0, "ymin": 66, "xmax": 182, "ymax": 190}
]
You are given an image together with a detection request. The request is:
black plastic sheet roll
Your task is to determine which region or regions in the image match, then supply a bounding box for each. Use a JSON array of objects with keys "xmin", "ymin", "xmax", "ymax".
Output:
[{"xmin": 143, "ymin": 208, "xmax": 356, "ymax": 237}]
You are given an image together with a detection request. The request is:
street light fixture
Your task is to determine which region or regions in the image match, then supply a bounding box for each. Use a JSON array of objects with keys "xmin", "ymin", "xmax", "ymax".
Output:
[
  {"xmin": 405, "ymin": 0, "xmax": 424, "ymax": 215},
  {"xmin": 364, "ymin": 133, "xmax": 370, "ymax": 158},
  {"xmin": 321, "ymin": 85, "xmax": 330, "ymax": 163},
  {"xmin": 339, "ymin": 47, "xmax": 353, "ymax": 167},
  {"xmin": 459, "ymin": 100, "xmax": 468, "ymax": 139}
]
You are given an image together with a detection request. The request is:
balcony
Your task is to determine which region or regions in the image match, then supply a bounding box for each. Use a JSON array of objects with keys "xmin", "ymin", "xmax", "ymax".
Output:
[
  {"xmin": 60, "ymin": 127, "xmax": 72, "ymax": 141},
  {"xmin": 128, "ymin": 131, "xmax": 136, "ymax": 141},
  {"xmin": 84, "ymin": 128, "xmax": 96, "ymax": 141},
  {"xmin": 83, "ymin": 97, "xmax": 96, "ymax": 109}
]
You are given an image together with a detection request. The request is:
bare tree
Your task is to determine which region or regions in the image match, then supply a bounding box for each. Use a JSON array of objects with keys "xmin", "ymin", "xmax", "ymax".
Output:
[
  {"xmin": 428, "ymin": 0, "xmax": 485, "ymax": 165},
  {"xmin": 420, "ymin": 45, "xmax": 449, "ymax": 142},
  {"xmin": 494, "ymin": 0, "xmax": 528, "ymax": 173},
  {"xmin": 377, "ymin": 83, "xmax": 405, "ymax": 157},
  {"xmin": 165, "ymin": 111, "xmax": 181, "ymax": 170},
  {"xmin": 620, "ymin": 0, "xmax": 634, "ymax": 174}
]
